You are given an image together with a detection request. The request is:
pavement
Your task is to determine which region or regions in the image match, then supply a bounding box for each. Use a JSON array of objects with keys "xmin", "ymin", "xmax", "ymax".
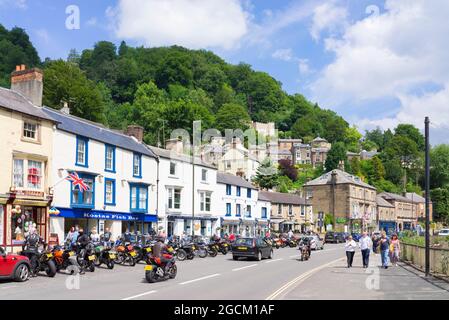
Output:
[
  {"xmin": 1, "ymin": 244, "xmax": 448, "ymax": 300},
  {"xmin": 284, "ymin": 251, "xmax": 449, "ymax": 300}
]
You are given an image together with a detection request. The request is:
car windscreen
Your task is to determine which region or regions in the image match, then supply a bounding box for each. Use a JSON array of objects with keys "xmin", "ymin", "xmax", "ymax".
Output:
[{"xmin": 235, "ymin": 238, "xmax": 254, "ymax": 246}]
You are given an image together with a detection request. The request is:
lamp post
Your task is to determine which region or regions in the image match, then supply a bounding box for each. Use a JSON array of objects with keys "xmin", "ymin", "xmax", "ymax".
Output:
[{"xmin": 424, "ymin": 117, "xmax": 430, "ymax": 277}]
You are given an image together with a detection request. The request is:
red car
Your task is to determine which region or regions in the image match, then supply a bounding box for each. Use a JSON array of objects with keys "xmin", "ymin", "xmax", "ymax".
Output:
[{"xmin": 0, "ymin": 246, "xmax": 31, "ymax": 282}]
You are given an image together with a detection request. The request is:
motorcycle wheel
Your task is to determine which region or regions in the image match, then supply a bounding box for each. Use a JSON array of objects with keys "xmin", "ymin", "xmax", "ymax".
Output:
[
  {"xmin": 169, "ymin": 265, "xmax": 177, "ymax": 279},
  {"xmin": 89, "ymin": 263, "xmax": 95, "ymax": 272},
  {"xmin": 129, "ymin": 257, "xmax": 136, "ymax": 267},
  {"xmin": 198, "ymin": 249, "xmax": 207, "ymax": 258},
  {"xmin": 187, "ymin": 253, "xmax": 194, "ymax": 260},
  {"xmin": 45, "ymin": 260, "xmax": 57, "ymax": 277},
  {"xmin": 94, "ymin": 256, "xmax": 101, "ymax": 267},
  {"xmin": 177, "ymin": 250, "xmax": 187, "ymax": 261},
  {"xmin": 208, "ymin": 249, "xmax": 218, "ymax": 257},
  {"xmin": 145, "ymin": 270, "xmax": 157, "ymax": 283},
  {"xmin": 107, "ymin": 261, "xmax": 114, "ymax": 269},
  {"xmin": 114, "ymin": 253, "xmax": 125, "ymax": 264}
]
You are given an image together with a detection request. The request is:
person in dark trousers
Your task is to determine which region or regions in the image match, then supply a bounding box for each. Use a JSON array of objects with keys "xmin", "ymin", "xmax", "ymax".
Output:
[
  {"xmin": 379, "ymin": 232, "xmax": 390, "ymax": 269},
  {"xmin": 345, "ymin": 235, "xmax": 357, "ymax": 268},
  {"xmin": 359, "ymin": 232, "xmax": 372, "ymax": 268}
]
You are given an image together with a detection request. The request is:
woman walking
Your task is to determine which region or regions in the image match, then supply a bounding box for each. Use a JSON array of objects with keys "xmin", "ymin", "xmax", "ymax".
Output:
[
  {"xmin": 345, "ymin": 235, "xmax": 357, "ymax": 268},
  {"xmin": 390, "ymin": 234, "xmax": 401, "ymax": 266}
]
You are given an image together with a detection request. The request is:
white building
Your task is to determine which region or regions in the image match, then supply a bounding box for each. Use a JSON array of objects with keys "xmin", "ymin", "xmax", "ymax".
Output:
[
  {"xmin": 216, "ymin": 172, "xmax": 270, "ymax": 237},
  {"xmin": 149, "ymin": 140, "xmax": 220, "ymax": 238},
  {"xmin": 43, "ymin": 107, "xmax": 158, "ymax": 244}
]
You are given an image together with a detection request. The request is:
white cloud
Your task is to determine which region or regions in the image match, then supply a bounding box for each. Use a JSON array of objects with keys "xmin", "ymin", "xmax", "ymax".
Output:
[
  {"xmin": 0, "ymin": 0, "xmax": 26, "ymax": 9},
  {"xmin": 298, "ymin": 59, "xmax": 311, "ymax": 75},
  {"xmin": 309, "ymin": 0, "xmax": 449, "ymax": 141},
  {"xmin": 309, "ymin": 1, "xmax": 348, "ymax": 41},
  {"xmin": 272, "ymin": 48, "xmax": 294, "ymax": 61},
  {"xmin": 108, "ymin": 0, "xmax": 249, "ymax": 50}
]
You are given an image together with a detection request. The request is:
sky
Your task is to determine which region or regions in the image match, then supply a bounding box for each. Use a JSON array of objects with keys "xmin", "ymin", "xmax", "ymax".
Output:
[{"xmin": 1, "ymin": 0, "xmax": 448, "ymax": 144}]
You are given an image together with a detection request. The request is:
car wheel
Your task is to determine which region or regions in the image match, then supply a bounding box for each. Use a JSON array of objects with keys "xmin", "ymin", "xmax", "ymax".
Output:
[
  {"xmin": 14, "ymin": 264, "xmax": 30, "ymax": 282},
  {"xmin": 256, "ymin": 251, "xmax": 262, "ymax": 261},
  {"xmin": 233, "ymin": 255, "xmax": 238, "ymax": 261},
  {"xmin": 268, "ymin": 250, "xmax": 273, "ymax": 259}
]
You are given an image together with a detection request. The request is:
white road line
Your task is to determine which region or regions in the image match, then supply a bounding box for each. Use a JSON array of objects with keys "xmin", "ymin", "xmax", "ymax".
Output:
[
  {"xmin": 265, "ymin": 258, "xmax": 283, "ymax": 264},
  {"xmin": 179, "ymin": 273, "xmax": 221, "ymax": 285},
  {"xmin": 232, "ymin": 264, "xmax": 258, "ymax": 272},
  {"xmin": 121, "ymin": 290, "xmax": 157, "ymax": 300},
  {"xmin": 1, "ymin": 286, "xmax": 17, "ymax": 290},
  {"xmin": 266, "ymin": 257, "xmax": 345, "ymax": 300},
  {"xmin": 290, "ymin": 255, "xmax": 300, "ymax": 258}
]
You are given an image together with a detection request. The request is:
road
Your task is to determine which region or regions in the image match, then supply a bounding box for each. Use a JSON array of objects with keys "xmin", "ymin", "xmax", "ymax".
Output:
[
  {"xmin": 0, "ymin": 245, "xmax": 343, "ymax": 300},
  {"xmin": 1, "ymin": 244, "xmax": 448, "ymax": 300}
]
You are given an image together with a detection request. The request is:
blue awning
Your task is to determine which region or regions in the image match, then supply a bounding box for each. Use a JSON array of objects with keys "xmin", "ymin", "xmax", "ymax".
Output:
[{"xmin": 52, "ymin": 207, "xmax": 157, "ymax": 222}]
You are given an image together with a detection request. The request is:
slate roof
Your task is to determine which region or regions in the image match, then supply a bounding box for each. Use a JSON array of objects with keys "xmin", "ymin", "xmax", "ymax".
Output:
[
  {"xmin": 258, "ymin": 191, "xmax": 309, "ymax": 205},
  {"xmin": 405, "ymin": 192, "xmax": 425, "ymax": 203},
  {"xmin": 43, "ymin": 107, "xmax": 157, "ymax": 158},
  {"xmin": 379, "ymin": 192, "xmax": 414, "ymax": 204},
  {"xmin": 148, "ymin": 146, "xmax": 216, "ymax": 169},
  {"xmin": 0, "ymin": 87, "xmax": 56, "ymax": 122},
  {"xmin": 217, "ymin": 172, "xmax": 256, "ymax": 189},
  {"xmin": 376, "ymin": 195, "xmax": 395, "ymax": 208},
  {"xmin": 305, "ymin": 169, "xmax": 377, "ymax": 190}
]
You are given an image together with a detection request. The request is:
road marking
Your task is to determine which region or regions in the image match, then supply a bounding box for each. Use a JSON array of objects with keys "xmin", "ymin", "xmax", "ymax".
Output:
[
  {"xmin": 121, "ymin": 290, "xmax": 157, "ymax": 300},
  {"xmin": 180, "ymin": 273, "xmax": 221, "ymax": 285},
  {"xmin": 266, "ymin": 257, "xmax": 345, "ymax": 300},
  {"xmin": 1, "ymin": 286, "xmax": 17, "ymax": 290},
  {"xmin": 265, "ymin": 258, "xmax": 283, "ymax": 264},
  {"xmin": 290, "ymin": 255, "xmax": 300, "ymax": 258},
  {"xmin": 232, "ymin": 264, "xmax": 258, "ymax": 272}
]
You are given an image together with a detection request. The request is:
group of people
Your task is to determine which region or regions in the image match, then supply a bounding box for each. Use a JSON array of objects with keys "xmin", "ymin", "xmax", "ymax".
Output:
[{"xmin": 345, "ymin": 231, "xmax": 401, "ymax": 269}]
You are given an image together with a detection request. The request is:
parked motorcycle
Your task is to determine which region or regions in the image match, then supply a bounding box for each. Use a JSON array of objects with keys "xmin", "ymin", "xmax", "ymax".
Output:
[
  {"xmin": 115, "ymin": 242, "xmax": 137, "ymax": 266},
  {"xmin": 75, "ymin": 242, "xmax": 96, "ymax": 272},
  {"xmin": 52, "ymin": 246, "xmax": 81, "ymax": 274},
  {"xmin": 20, "ymin": 244, "xmax": 57, "ymax": 277},
  {"xmin": 206, "ymin": 243, "xmax": 219, "ymax": 257},
  {"xmin": 93, "ymin": 244, "xmax": 115, "ymax": 269},
  {"xmin": 176, "ymin": 243, "xmax": 196, "ymax": 261},
  {"xmin": 144, "ymin": 253, "xmax": 177, "ymax": 283}
]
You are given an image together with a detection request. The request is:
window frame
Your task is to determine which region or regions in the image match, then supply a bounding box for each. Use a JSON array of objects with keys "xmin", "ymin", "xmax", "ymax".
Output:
[
  {"xmin": 12, "ymin": 158, "xmax": 45, "ymax": 191},
  {"xmin": 167, "ymin": 187, "xmax": 182, "ymax": 210},
  {"xmin": 133, "ymin": 153, "xmax": 142, "ymax": 178},
  {"xmin": 169, "ymin": 162, "xmax": 177, "ymax": 176},
  {"xmin": 226, "ymin": 203, "xmax": 231, "ymax": 216},
  {"xmin": 199, "ymin": 191, "xmax": 212, "ymax": 212},
  {"xmin": 201, "ymin": 169, "xmax": 208, "ymax": 182},
  {"xmin": 104, "ymin": 144, "xmax": 116, "ymax": 173},
  {"xmin": 261, "ymin": 207, "xmax": 267, "ymax": 219},
  {"xmin": 104, "ymin": 178, "xmax": 116, "ymax": 206},
  {"xmin": 236, "ymin": 186, "xmax": 241, "ymax": 197},
  {"xmin": 246, "ymin": 205, "xmax": 252, "ymax": 218},
  {"xmin": 129, "ymin": 184, "xmax": 148, "ymax": 213},
  {"xmin": 75, "ymin": 136, "xmax": 89, "ymax": 168},
  {"xmin": 226, "ymin": 184, "xmax": 232, "ymax": 196},
  {"xmin": 236, "ymin": 204, "xmax": 241, "ymax": 217},
  {"xmin": 70, "ymin": 173, "xmax": 95, "ymax": 209},
  {"xmin": 247, "ymin": 188, "xmax": 252, "ymax": 198}
]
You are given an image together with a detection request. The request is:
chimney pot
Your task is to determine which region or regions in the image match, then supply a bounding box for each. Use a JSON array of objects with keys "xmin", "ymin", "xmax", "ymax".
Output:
[
  {"xmin": 125, "ymin": 125, "xmax": 144, "ymax": 143},
  {"xmin": 15, "ymin": 65, "xmax": 21, "ymax": 71},
  {"xmin": 21, "ymin": 64, "xmax": 26, "ymax": 71},
  {"xmin": 165, "ymin": 138, "xmax": 184, "ymax": 154}
]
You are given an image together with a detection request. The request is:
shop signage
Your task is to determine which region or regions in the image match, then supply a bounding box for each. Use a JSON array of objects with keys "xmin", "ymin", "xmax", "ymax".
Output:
[
  {"xmin": 54, "ymin": 208, "xmax": 157, "ymax": 222},
  {"xmin": 14, "ymin": 190, "xmax": 45, "ymax": 198},
  {"xmin": 336, "ymin": 217, "xmax": 347, "ymax": 224}
]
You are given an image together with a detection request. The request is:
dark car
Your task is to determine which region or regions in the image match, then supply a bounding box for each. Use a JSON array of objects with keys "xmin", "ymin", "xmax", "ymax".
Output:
[
  {"xmin": 232, "ymin": 237, "xmax": 273, "ymax": 261},
  {"xmin": 325, "ymin": 232, "xmax": 347, "ymax": 243}
]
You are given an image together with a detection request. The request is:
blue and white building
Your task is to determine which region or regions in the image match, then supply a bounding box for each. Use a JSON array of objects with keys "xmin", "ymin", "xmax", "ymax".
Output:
[
  {"xmin": 217, "ymin": 172, "xmax": 270, "ymax": 237},
  {"xmin": 44, "ymin": 107, "xmax": 158, "ymax": 243}
]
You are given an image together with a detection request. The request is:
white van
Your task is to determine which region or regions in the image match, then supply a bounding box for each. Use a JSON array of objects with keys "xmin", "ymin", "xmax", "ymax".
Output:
[{"xmin": 438, "ymin": 229, "xmax": 449, "ymax": 236}]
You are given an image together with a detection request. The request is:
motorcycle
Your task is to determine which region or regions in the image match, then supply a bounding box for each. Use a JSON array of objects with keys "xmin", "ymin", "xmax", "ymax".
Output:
[
  {"xmin": 206, "ymin": 242, "xmax": 219, "ymax": 257},
  {"xmin": 52, "ymin": 245, "xmax": 81, "ymax": 274},
  {"xmin": 144, "ymin": 253, "xmax": 177, "ymax": 283},
  {"xmin": 193, "ymin": 242, "xmax": 208, "ymax": 258},
  {"xmin": 20, "ymin": 244, "xmax": 57, "ymax": 277},
  {"xmin": 93, "ymin": 244, "xmax": 116, "ymax": 269},
  {"xmin": 287, "ymin": 238, "xmax": 298, "ymax": 248},
  {"xmin": 176, "ymin": 242, "xmax": 196, "ymax": 261},
  {"xmin": 76, "ymin": 242, "xmax": 96, "ymax": 272},
  {"xmin": 115, "ymin": 242, "xmax": 137, "ymax": 266},
  {"xmin": 299, "ymin": 244, "xmax": 310, "ymax": 261}
]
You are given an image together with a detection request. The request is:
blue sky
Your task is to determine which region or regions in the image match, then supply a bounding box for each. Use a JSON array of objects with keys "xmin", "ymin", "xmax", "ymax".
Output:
[{"xmin": 1, "ymin": 0, "xmax": 447, "ymax": 143}]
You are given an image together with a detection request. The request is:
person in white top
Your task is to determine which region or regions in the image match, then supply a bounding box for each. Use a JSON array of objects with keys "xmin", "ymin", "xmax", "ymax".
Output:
[
  {"xmin": 288, "ymin": 229, "xmax": 294, "ymax": 239},
  {"xmin": 359, "ymin": 232, "xmax": 373, "ymax": 268},
  {"xmin": 345, "ymin": 235, "xmax": 357, "ymax": 268}
]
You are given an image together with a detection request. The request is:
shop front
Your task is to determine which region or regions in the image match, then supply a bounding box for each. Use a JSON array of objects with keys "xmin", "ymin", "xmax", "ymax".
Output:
[
  {"xmin": 379, "ymin": 220, "xmax": 397, "ymax": 235},
  {"xmin": 269, "ymin": 218, "xmax": 284, "ymax": 233},
  {"xmin": 255, "ymin": 219, "xmax": 270, "ymax": 236},
  {"xmin": 166, "ymin": 214, "xmax": 218, "ymax": 237},
  {"xmin": 49, "ymin": 207, "xmax": 157, "ymax": 244},
  {"xmin": 220, "ymin": 217, "xmax": 240, "ymax": 237},
  {"xmin": 0, "ymin": 200, "xmax": 6, "ymax": 247}
]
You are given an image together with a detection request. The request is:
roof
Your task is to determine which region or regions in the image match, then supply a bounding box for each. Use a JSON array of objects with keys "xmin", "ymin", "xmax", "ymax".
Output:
[
  {"xmin": 258, "ymin": 191, "xmax": 309, "ymax": 205},
  {"xmin": 405, "ymin": 192, "xmax": 425, "ymax": 203},
  {"xmin": 279, "ymin": 139, "xmax": 303, "ymax": 143},
  {"xmin": 148, "ymin": 146, "xmax": 216, "ymax": 169},
  {"xmin": 376, "ymin": 195, "xmax": 395, "ymax": 208},
  {"xmin": 312, "ymin": 137, "xmax": 328, "ymax": 142},
  {"xmin": 217, "ymin": 172, "xmax": 255, "ymax": 189},
  {"xmin": 379, "ymin": 192, "xmax": 414, "ymax": 204},
  {"xmin": 43, "ymin": 107, "xmax": 157, "ymax": 158},
  {"xmin": 305, "ymin": 169, "xmax": 377, "ymax": 190},
  {"xmin": 0, "ymin": 87, "xmax": 56, "ymax": 122}
]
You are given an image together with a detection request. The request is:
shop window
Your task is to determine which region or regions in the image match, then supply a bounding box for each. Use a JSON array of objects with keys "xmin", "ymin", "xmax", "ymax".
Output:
[
  {"xmin": 11, "ymin": 207, "xmax": 46, "ymax": 245},
  {"xmin": 71, "ymin": 174, "xmax": 95, "ymax": 208}
]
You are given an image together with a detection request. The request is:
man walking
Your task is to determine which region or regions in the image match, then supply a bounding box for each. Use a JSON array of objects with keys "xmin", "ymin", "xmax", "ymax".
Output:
[
  {"xmin": 359, "ymin": 232, "xmax": 372, "ymax": 268},
  {"xmin": 379, "ymin": 232, "xmax": 390, "ymax": 269}
]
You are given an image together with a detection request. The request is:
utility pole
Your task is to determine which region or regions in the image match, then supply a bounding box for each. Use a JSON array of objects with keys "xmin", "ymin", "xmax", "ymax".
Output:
[{"xmin": 425, "ymin": 117, "xmax": 430, "ymax": 277}]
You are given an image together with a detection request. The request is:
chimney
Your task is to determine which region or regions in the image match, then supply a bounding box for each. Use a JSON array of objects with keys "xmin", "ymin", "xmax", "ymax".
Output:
[
  {"xmin": 165, "ymin": 138, "xmax": 184, "ymax": 154},
  {"xmin": 61, "ymin": 101, "xmax": 70, "ymax": 115},
  {"xmin": 125, "ymin": 125, "xmax": 144, "ymax": 142},
  {"xmin": 11, "ymin": 66, "xmax": 43, "ymax": 107}
]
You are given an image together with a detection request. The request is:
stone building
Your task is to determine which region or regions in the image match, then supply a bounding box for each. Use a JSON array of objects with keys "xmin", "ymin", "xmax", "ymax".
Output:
[
  {"xmin": 378, "ymin": 192, "xmax": 418, "ymax": 231},
  {"xmin": 377, "ymin": 195, "xmax": 396, "ymax": 235},
  {"xmin": 304, "ymin": 169, "xmax": 377, "ymax": 233}
]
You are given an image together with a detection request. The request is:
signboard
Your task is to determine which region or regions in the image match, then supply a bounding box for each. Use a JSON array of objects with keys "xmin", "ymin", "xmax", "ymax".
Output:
[
  {"xmin": 336, "ymin": 217, "xmax": 347, "ymax": 224},
  {"xmin": 54, "ymin": 208, "xmax": 157, "ymax": 222},
  {"xmin": 48, "ymin": 233, "xmax": 59, "ymax": 246}
]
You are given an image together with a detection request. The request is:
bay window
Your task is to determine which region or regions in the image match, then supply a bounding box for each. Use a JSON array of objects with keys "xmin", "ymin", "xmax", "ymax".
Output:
[
  {"xmin": 13, "ymin": 159, "xmax": 44, "ymax": 190},
  {"xmin": 71, "ymin": 173, "xmax": 94, "ymax": 208}
]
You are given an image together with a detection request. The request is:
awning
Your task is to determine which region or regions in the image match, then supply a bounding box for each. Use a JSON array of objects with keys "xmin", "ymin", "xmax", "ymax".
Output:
[
  {"xmin": 167, "ymin": 215, "xmax": 218, "ymax": 221},
  {"xmin": 53, "ymin": 207, "xmax": 157, "ymax": 222}
]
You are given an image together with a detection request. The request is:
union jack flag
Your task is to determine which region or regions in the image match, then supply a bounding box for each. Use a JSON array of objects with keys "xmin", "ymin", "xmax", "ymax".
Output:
[{"xmin": 66, "ymin": 172, "xmax": 90, "ymax": 192}]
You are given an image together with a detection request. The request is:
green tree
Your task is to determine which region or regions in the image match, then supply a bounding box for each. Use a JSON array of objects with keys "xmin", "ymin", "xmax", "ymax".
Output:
[
  {"xmin": 430, "ymin": 187, "xmax": 449, "ymax": 224},
  {"xmin": 344, "ymin": 126, "xmax": 362, "ymax": 152},
  {"xmin": 324, "ymin": 142, "xmax": 347, "ymax": 171},
  {"xmin": 395, "ymin": 124, "xmax": 425, "ymax": 151},
  {"xmin": 252, "ymin": 158, "xmax": 279, "ymax": 190},
  {"xmin": 365, "ymin": 127, "xmax": 384, "ymax": 150},
  {"xmin": 430, "ymin": 144, "xmax": 449, "ymax": 188},
  {"xmin": 215, "ymin": 103, "xmax": 251, "ymax": 133},
  {"xmin": 43, "ymin": 60, "xmax": 106, "ymax": 123},
  {"xmin": 371, "ymin": 156, "xmax": 386, "ymax": 181},
  {"xmin": 350, "ymin": 157, "xmax": 362, "ymax": 176}
]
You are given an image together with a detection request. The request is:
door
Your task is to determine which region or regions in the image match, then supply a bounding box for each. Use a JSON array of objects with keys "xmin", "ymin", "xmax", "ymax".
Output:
[
  {"xmin": 0, "ymin": 248, "xmax": 15, "ymax": 276},
  {"xmin": 167, "ymin": 222, "xmax": 174, "ymax": 237}
]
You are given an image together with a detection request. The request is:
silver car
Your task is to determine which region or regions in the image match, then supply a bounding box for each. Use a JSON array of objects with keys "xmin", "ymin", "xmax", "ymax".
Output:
[{"xmin": 302, "ymin": 235, "xmax": 324, "ymax": 250}]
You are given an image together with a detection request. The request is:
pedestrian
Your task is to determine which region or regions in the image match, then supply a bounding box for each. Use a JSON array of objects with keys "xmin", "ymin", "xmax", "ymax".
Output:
[
  {"xmin": 359, "ymin": 232, "xmax": 372, "ymax": 268},
  {"xmin": 288, "ymin": 229, "xmax": 294, "ymax": 239},
  {"xmin": 90, "ymin": 228, "xmax": 100, "ymax": 242},
  {"xmin": 379, "ymin": 232, "xmax": 390, "ymax": 269},
  {"xmin": 345, "ymin": 235, "xmax": 357, "ymax": 268},
  {"xmin": 390, "ymin": 234, "xmax": 401, "ymax": 266},
  {"xmin": 372, "ymin": 233, "xmax": 379, "ymax": 254},
  {"xmin": 65, "ymin": 226, "xmax": 75, "ymax": 246},
  {"xmin": 71, "ymin": 225, "xmax": 79, "ymax": 246}
]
